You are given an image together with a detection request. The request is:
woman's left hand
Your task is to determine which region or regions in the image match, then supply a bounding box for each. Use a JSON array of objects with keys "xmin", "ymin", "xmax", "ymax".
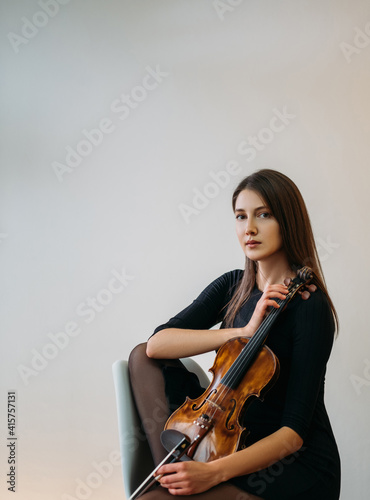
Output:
[
  {"xmin": 156, "ymin": 460, "xmax": 221, "ymax": 496},
  {"xmin": 283, "ymin": 278, "xmax": 317, "ymax": 300}
]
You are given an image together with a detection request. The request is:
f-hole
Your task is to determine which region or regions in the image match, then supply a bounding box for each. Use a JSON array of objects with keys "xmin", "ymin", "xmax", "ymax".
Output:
[
  {"xmin": 192, "ymin": 389, "xmax": 217, "ymax": 411},
  {"xmin": 225, "ymin": 399, "xmax": 236, "ymax": 430}
]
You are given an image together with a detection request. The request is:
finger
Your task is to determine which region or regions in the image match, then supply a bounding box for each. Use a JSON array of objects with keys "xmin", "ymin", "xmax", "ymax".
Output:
[
  {"xmin": 265, "ymin": 284, "xmax": 289, "ymax": 291},
  {"xmin": 263, "ymin": 285, "xmax": 289, "ymax": 295},
  {"xmin": 263, "ymin": 291, "xmax": 288, "ymax": 301},
  {"xmin": 156, "ymin": 463, "xmax": 181, "ymax": 476},
  {"xmin": 160, "ymin": 474, "xmax": 187, "ymax": 488},
  {"xmin": 168, "ymin": 486, "xmax": 191, "ymax": 495},
  {"xmin": 262, "ymin": 299, "xmax": 283, "ymax": 310}
]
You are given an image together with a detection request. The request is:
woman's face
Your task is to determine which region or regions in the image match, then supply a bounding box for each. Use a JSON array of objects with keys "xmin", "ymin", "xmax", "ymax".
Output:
[{"xmin": 234, "ymin": 189, "xmax": 284, "ymax": 263}]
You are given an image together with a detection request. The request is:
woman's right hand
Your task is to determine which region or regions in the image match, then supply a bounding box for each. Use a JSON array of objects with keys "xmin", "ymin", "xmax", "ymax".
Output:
[{"xmin": 241, "ymin": 284, "xmax": 289, "ymax": 337}]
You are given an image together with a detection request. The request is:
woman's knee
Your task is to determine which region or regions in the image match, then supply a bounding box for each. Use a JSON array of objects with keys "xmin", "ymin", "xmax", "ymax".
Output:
[{"xmin": 128, "ymin": 342, "xmax": 149, "ymax": 374}]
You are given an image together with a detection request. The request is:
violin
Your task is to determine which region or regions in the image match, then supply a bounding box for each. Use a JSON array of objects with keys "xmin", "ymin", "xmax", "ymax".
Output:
[
  {"xmin": 129, "ymin": 267, "xmax": 313, "ymax": 499},
  {"xmin": 163, "ymin": 266, "xmax": 313, "ymax": 462}
]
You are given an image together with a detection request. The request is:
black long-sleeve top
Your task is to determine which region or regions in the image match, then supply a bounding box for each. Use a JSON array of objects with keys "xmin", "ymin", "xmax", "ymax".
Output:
[{"xmin": 152, "ymin": 270, "xmax": 340, "ymax": 499}]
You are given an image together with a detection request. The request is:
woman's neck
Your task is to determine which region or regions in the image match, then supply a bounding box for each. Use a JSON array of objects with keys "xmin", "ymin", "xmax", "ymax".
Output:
[{"xmin": 255, "ymin": 253, "xmax": 296, "ymax": 291}]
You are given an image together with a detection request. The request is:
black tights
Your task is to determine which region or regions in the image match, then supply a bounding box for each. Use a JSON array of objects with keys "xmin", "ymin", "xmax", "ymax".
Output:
[{"xmin": 128, "ymin": 343, "xmax": 263, "ymax": 500}]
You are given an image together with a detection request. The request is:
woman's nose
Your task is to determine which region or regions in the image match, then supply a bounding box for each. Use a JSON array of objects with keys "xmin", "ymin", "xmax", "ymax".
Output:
[{"xmin": 245, "ymin": 219, "xmax": 257, "ymax": 235}]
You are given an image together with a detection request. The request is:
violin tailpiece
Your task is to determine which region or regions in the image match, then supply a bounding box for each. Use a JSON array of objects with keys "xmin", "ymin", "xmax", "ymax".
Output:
[{"xmin": 186, "ymin": 415, "xmax": 214, "ymax": 458}]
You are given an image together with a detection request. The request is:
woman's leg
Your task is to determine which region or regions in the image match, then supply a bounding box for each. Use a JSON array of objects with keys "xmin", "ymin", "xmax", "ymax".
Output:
[
  {"xmin": 128, "ymin": 343, "xmax": 204, "ymax": 464},
  {"xmin": 128, "ymin": 343, "xmax": 173, "ymax": 464},
  {"xmin": 128, "ymin": 343, "xmax": 263, "ymax": 500}
]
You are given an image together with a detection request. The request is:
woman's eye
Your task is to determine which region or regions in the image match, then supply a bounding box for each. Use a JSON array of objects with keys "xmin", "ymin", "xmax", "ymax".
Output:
[
  {"xmin": 258, "ymin": 212, "xmax": 271, "ymax": 219},
  {"xmin": 235, "ymin": 214, "xmax": 246, "ymax": 220}
]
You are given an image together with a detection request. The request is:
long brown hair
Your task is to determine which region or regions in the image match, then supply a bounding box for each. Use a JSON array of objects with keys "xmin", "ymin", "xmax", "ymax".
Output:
[{"xmin": 223, "ymin": 169, "xmax": 338, "ymax": 332}]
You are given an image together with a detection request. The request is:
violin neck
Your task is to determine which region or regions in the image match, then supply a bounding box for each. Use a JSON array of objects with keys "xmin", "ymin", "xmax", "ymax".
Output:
[
  {"xmin": 249, "ymin": 298, "xmax": 285, "ymax": 349},
  {"xmin": 220, "ymin": 299, "xmax": 284, "ymax": 388},
  {"xmin": 220, "ymin": 274, "xmax": 309, "ymax": 389}
]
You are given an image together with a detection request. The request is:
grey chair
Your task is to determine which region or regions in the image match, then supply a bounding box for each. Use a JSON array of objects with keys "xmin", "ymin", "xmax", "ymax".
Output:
[{"xmin": 112, "ymin": 358, "xmax": 210, "ymax": 498}]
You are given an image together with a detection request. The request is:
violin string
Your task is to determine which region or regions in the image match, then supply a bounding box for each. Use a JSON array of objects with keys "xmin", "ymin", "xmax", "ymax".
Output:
[
  {"xmin": 209, "ymin": 298, "xmax": 284, "ymax": 413},
  {"xmin": 203, "ymin": 299, "xmax": 283, "ymax": 423},
  {"xmin": 216, "ymin": 280, "xmax": 305, "ymax": 410},
  {"xmin": 206, "ymin": 284, "xmax": 301, "ymax": 418},
  {"xmin": 223, "ymin": 296, "xmax": 284, "ymax": 386},
  {"xmin": 199, "ymin": 272, "xmax": 310, "ymax": 425}
]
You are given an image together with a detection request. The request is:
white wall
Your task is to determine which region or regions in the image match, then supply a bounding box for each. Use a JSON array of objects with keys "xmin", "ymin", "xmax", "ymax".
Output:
[{"xmin": 1, "ymin": 1, "xmax": 369, "ymax": 499}]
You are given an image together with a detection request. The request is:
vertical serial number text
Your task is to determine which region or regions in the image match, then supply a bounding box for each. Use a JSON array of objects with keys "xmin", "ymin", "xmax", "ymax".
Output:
[{"xmin": 7, "ymin": 391, "xmax": 17, "ymax": 492}]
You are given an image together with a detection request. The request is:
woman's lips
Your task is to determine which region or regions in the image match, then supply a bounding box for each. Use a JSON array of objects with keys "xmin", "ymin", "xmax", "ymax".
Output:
[{"xmin": 246, "ymin": 240, "xmax": 261, "ymax": 248}]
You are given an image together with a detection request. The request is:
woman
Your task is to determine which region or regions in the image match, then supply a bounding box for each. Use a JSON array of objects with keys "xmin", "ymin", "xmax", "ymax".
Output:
[{"xmin": 129, "ymin": 169, "xmax": 340, "ymax": 499}]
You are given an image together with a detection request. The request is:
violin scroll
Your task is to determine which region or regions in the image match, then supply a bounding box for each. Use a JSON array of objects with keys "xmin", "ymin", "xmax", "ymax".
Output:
[{"xmin": 297, "ymin": 266, "xmax": 313, "ymax": 282}]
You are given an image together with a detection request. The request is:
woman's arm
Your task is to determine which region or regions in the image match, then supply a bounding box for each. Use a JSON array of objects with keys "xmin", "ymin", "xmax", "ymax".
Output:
[
  {"xmin": 147, "ymin": 283, "xmax": 289, "ymax": 359},
  {"xmin": 146, "ymin": 326, "xmax": 243, "ymax": 359},
  {"xmin": 212, "ymin": 426, "xmax": 303, "ymax": 481},
  {"xmin": 157, "ymin": 426, "xmax": 303, "ymax": 495}
]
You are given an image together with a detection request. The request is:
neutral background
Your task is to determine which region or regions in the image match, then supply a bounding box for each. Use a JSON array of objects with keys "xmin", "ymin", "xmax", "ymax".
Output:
[{"xmin": 1, "ymin": 1, "xmax": 369, "ymax": 499}]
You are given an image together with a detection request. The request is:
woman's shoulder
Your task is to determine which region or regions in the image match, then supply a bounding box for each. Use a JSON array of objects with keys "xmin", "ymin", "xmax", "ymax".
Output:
[
  {"xmin": 198, "ymin": 269, "xmax": 244, "ymax": 299},
  {"xmin": 291, "ymin": 285, "xmax": 330, "ymax": 311},
  {"xmin": 211, "ymin": 269, "xmax": 244, "ymax": 289},
  {"xmin": 222, "ymin": 268, "xmax": 244, "ymax": 282},
  {"xmin": 288, "ymin": 285, "xmax": 335, "ymax": 337}
]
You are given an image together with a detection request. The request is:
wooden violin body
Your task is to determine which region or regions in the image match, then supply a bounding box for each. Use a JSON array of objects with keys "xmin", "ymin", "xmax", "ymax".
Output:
[
  {"xmin": 164, "ymin": 336, "xmax": 279, "ymax": 462},
  {"xmin": 163, "ymin": 266, "xmax": 313, "ymax": 463}
]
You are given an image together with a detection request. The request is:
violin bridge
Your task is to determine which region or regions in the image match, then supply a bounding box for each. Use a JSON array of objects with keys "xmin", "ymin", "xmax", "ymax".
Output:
[{"xmin": 205, "ymin": 398, "xmax": 224, "ymax": 412}]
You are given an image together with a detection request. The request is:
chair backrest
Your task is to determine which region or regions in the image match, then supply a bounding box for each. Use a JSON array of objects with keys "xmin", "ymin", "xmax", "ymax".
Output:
[
  {"xmin": 112, "ymin": 360, "xmax": 154, "ymax": 498},
  {"xmin": 112, "ymin": 358, "xmax": 210, "ymax": 497}
]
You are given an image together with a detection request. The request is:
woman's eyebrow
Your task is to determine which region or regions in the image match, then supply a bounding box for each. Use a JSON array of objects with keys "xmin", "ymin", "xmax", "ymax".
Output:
[{"xmin": 235, "ymin": 206, "xmax": 269, "ymax": 212}]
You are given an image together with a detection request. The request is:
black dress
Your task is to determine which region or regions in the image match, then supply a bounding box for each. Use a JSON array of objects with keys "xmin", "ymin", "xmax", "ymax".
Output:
[{"xmin": 152, "ymin": 270, "xmax": 341, "ymax": 500}]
